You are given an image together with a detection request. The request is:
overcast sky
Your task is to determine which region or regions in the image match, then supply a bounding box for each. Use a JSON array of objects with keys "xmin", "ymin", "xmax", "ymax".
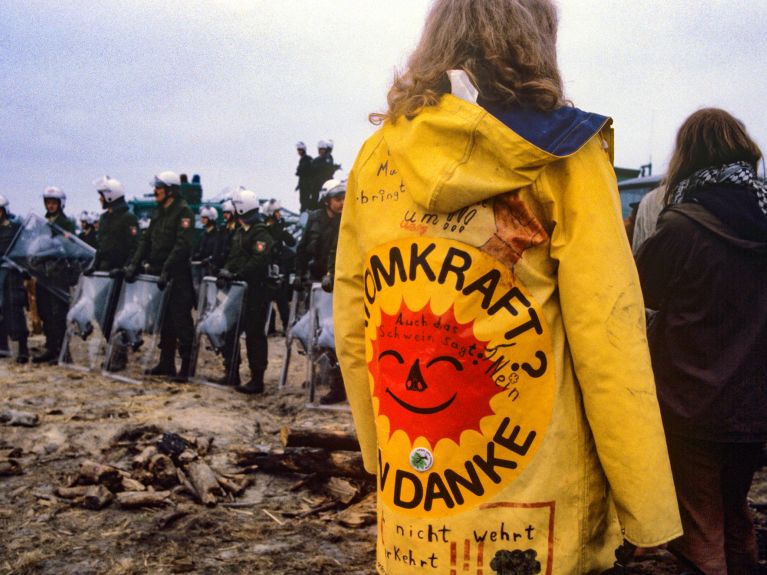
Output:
[{"xmin": 2, "ymin": 1, "xmax": 766, "ymax": 218}]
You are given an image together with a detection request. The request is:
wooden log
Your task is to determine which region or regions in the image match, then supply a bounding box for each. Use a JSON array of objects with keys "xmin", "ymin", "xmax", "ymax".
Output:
[
  {"xmin": 81, "ymin": 485, "xmax": 113, "ymax": 510},
  {"xmin": 116, "ymin": 490, "xmax": 172, "ymax": 508},
  {"xmin": 56, "ymin": 485, "xmax": 91, "ymax": 499},
  {"xmin": 177, "ymin": 449, "xmax": 198, "ymax": 465},
  {"xmin": 279, "ymin": 426, "xmax": 360, "ymax": 452},
  {"xmin": 132, "ymin": 446, "xmax": 157, "ymax": 469},
  {"xmin": 186, "ymin": 460, "xmax": 223, "ymax": 506},
  {"xmin": 121, "ymin": 477, "xmax": 147, "ymax": 492},
  {"xmin": 76, "ymin": 460, "xmax": 123, "ymax": 491},
  {"xmin": 176, "ymin": 467, "xmax": 199, "ymax": 500},
  {"xmin": 0, "ymin": 459, "xmax": 22, "ymax": 476},
  {"xmin": 232, "ymin": 446, "xmax": 368, "ymax": 479},
  {"xmin": 148, "ymin": 454, "xmax": 178, "ymax": 489}
]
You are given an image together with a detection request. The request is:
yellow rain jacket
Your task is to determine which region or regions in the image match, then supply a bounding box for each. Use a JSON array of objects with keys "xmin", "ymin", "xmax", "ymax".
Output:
[{"xmin": 334, "ymin": 93, "xmax": 681, "ymax": 575}]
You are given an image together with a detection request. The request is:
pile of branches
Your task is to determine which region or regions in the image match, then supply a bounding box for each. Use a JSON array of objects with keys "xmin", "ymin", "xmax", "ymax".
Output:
[{"xmin": 55, "ymin": 431, "xmax": 251, "ymax": 510}]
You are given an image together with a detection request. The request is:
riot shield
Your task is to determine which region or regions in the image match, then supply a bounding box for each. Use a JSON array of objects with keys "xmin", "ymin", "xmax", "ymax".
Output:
[
  {"xmin": 287, "ymin": 283, "xmax": 347, "ymax": 410},
  {"xmin": 190, "ymin": 276, "xmax": 246, "ymax": 386},
  {"xmin": 59, "ymin": 272, "xmax": 116, "ymax": 371},
  {"xmin": 102, "ymin": 274, "xmax": 169, "ymax": 384},
  {"xmin": 5, "ymin": 213, "xmax": 95, "ymax": 302}
]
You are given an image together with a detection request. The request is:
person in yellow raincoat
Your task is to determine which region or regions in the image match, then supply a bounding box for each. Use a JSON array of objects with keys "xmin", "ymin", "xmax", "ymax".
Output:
[{"xmin": 333, "ymin": 1, "xmax": 682, "ymax": 573}]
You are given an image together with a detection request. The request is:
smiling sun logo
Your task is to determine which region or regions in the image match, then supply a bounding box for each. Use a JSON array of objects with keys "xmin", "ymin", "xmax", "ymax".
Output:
[
  {"xmin": 370, "ymin": 303, "xmax": 498, "ymax": 446},
  {"xmin": 364, "ymin": 237, "xmax": 556, "ymax": 516}
]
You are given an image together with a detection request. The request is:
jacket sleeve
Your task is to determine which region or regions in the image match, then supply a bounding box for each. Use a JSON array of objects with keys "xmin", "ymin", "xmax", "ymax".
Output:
[
  {"xmin": 129, "ymin": 218, "xmax": 152, "ymax": 268},
  {"xmin": 295, "ymin": 212, "xmax": 317, "ymax": 277},
  {"xmin": 333, "ymin": 168, "xmax": 378, "ymax": 474},
  {"xmin": 161, "ymin": 206, "xmax": 194, "ymax": 277},
  {"xmin": 239, "ymin": 228, "xmax": 273, "ymax": 285},
  {"xmin": 546, "ymin": 137, "xmax": 682, "ymax": 546},
  {"xmin": 635, "ymin": 210, "xmax": 695, "ymax": 310}
]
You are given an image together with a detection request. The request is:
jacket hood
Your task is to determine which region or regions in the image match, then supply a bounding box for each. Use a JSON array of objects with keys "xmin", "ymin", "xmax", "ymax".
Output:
[
  {"xmin": 669, "ymin": 193, "xmax": 767, "ymax": 254},
  {"xmin": 381, "ymin": 94, "xmax": 610, "ymax": 213}
]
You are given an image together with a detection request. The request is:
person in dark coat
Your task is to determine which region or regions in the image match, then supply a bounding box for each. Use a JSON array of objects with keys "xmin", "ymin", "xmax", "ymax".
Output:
[
  {"xmin": 217, "ymin": 188, "xmax": 274, "ymax": 394},
  {"xmin": 295, "ymin": 141, "xmax": 314, "ymax": 212},
  {"xmin": 294, "ymin": 176, "xmax": 346, "ymax": 404},
  {"xmin": 194, "ymin": 206, "xmax": 220, "ymax": 277},
  {"xmin": 78, "ymin": 212, "xmax": 99, "ymax": 249},
  {"xmin": 308, "ymin": 140, "xmax": 340, "ymax": 211},
  {"xmin": 216, "ymin": 200, "xmax": 238, "ymax": 270},
  {"xmin": 0, "ymin": 196, "xmax": 29, "ymax": 363},
  {"xmin": 84, "ymin": 176, "xmax": 139, "ymax": 371},
  {"xmin": 32, "ymin": 186, "xmax": 76, "ymax": 364},
  {"xmin": 263, "ymin": 199, "xmax": 296, "ymax": 334},
  {"xmin": 124, "ymin": 171, "xmax": 195, "ymax": 381},
  {"xmin": 636, "ymin": 108, "xmax": 767, "ymax": 575}
]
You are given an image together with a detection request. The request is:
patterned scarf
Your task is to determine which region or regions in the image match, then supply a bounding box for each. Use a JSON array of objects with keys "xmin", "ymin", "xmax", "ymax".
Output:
[{"xmin": 670, "ymin": 161, "xmax": 767, "ymax": 219}]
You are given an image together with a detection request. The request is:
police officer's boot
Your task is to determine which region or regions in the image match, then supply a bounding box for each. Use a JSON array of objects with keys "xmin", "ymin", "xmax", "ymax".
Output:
[
  {"xmin": 15, "ymin": 338, "xmax": 29, "ymax": 365},
  {"xmin": 145, "ymin": 347, "xmax": 176, "ymax": 377},
  {"xmin": 173, "ymin": 355, "xmax": 193, "ymax": 383},
  {"xmin": 235, "ymin": 372, "xmax": 264, "ymax": 395},
  {"xmin": 319, "ymin": 370, "xmax": 346, "ymax": 405},
  {"xmin": 0, "ymin": 334, "xmax": 9, "ymax": 358},
  {"xmin": 215, "ymin": 362, "xmax": 240, "ymax": 386},
  {"xmin": 32, "ymin": 347, "xmax": 59, "ymax": 365}
]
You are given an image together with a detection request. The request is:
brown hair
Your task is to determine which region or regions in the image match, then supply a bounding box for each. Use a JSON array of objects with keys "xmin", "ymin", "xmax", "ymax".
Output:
[
  {"xmin": 370, "ymin": 0, "xmax": 565, "ymax": 124},
  {"xmin": 664, "ymin": 108, "xmax": 763, "ymax": 204}
]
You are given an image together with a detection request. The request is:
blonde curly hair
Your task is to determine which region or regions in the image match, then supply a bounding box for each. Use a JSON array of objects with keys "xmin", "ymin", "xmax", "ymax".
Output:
[{"xmin": 371, "ymin": 0, "xmax": 565, "ymax": 124}]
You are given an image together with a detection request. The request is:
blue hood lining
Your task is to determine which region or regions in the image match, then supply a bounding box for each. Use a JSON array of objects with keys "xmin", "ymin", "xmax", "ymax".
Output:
[{"xmin": 479, "ymin": 100, "xmax": 609, "ymax": 157}]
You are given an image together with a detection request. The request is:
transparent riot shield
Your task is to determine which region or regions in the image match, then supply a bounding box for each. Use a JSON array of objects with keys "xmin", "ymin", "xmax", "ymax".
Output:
[
  {"xmin": 286, "ymin": 283, "xmax": 347, "ymax": 411},
  {"xmin": 191, "ymin": 260, "xmax": 204, "ymax": 302},
  {"xmin": 190, "ymin": 276, "xmax": 246, "ymax": 386},
  {"xmin": 103, "ymin": 274, "xmax": 169, "ymax": 384},
  {"xmin": 5, "ymin": 213, "xmax": 95, "ymax": 302},
  {"xmin": 59, "ymin": 272, "xmax": 116, "ymax": 371}
]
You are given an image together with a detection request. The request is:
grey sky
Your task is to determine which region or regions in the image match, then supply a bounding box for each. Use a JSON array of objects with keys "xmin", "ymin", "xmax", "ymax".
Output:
[{"xmin": 2, "ymin": 1, "xmax": 765, "ymax": 218}]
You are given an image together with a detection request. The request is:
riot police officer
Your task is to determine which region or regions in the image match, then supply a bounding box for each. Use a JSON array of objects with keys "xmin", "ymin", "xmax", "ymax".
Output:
[
  {"xmin": 217, "ymin": 188, "xmax": 274, "ymax": 394},
  {"xmin": 0, "ymin": 195, "xmax": 29, "ymax": 363},
  {"xmin": 32, "ymin": 186, "xmax": 76, "ymax": 364},
  {"xmin": 84, "ymin": 176, "xmax": 139, "ymax": 371},
  {"xmin": 194, "ymin": 206, "xmax": 220, "ymax": 277},
  {"xmin": 263, "ymin": 199, "xmax": 296, "ymax": 334},
  {"xmin": 124, "ymin": 171, "xmax": 195, "ymax": 381},
  {"xmin": 294, "ymin": 176, "xmax": 346, "ymax": 404},
  {"xmin": 217, "ymin": 200, "xmax": 238, "ymax": 269},
  {"xmin": 78, "ymin": 211, "xmax": 99, "ymax": 248}
]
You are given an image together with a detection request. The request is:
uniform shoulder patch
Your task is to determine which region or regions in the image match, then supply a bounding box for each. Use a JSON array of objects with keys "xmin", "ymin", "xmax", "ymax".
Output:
[
  {"xmin": 256, "ymin": 241, "xmax": 266, "ymax": 252},
  {"xmin": 181, "ymin": 218, "xmax": 191, "ymax": 229},
  {"xmin": 130, "ymin": 226, "xmax": 138, "ymax": 236}
]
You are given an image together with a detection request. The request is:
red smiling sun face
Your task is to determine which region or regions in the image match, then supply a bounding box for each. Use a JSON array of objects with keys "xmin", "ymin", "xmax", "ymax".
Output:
[{"xmin": 369, "ymin": 302, "xmax": 500, "ymax": 447}]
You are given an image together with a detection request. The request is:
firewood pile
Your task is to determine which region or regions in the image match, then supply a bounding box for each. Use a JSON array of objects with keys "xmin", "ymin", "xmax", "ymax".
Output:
[
  {"xmin": 47, "ymin": 425, "xmax": 375, "ymax": 523},
  {"xmin": 54, "ymin": 431, "xmax": 253, "ymax": 510}
]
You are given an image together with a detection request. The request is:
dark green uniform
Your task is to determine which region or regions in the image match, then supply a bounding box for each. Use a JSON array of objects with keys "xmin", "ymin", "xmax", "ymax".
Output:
[
  {"xmin": 129, "ymin": 197, "xmax": 195, "ymax": 361},
  {"xmin": 95, "ymin": 200, "xmax": 139, "ymax": 272},
  {"xmin": 223, "ymin": 219, "xmax": 274, "ymax": 387},
  {"xmin": 94, "ymin": 199, "xmax": 140, "ymax": 360},
  {"xmin": 35, "ymin": 211, "xmax": 76, "ymax": 359}
]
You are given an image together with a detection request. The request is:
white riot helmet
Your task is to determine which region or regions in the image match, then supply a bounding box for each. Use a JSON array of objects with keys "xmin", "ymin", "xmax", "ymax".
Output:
[
  {"xmin": 296, "ymin": 141, "xmax": 307, "ymax": 151},
  {"xmin": 326, "ymin": 139, "xmax": 334, "ymax": 151},
  {"xmin": 93, "ymin": 175, "xmax": 125, "ymax": 204},
  {"xmin": 318, "ymin": 173, "xmax": 347, "ymax": 204},
  {"xmin": 317, "ymin": 139, "xmax": 330, "ymax": 150},
  {"xmin": 151, "ymin": 171, "xmax": 181, "ymax": 189},
  {"xmin": 221, "ymin": 200, "xmax": 234, "ymax": 215},
  {"xmin": 230, "ymin": 187, "xmax": 260, "ymax": 216},
  {"xmin": 0, "ymin": 195, "xmax": 8, "ymax": 209},
  {"xmin": 43, "ymin": 186, "xmax": 66, "ymax": 210},
  {"xmin": 79, "ymin": 211, "xmax": 93, "ymax": 224},
  {"xmin": 200, "ymin": 206, "xmax": 218, "ymax": 221},
  {"xmin": 262, "ymin": 199, "xmax": 281, "ymax": 217}
]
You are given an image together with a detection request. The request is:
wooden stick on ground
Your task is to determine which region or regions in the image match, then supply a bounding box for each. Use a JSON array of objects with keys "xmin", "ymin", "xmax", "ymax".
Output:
[{"xmin": 279, "ymin": 426, "xmax": 360, "ymax": 452}]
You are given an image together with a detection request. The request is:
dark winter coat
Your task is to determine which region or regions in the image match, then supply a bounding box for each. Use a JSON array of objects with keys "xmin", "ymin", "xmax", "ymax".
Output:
[
  {"xmin": 46, "ymin": 211, "xmax": 75, "ymax": 233},
  {"xmin": 636, "ymin": 184, "xmax": 767, "ymax": 442},
  {"xmin": 78, "ymin": 227, "xmax": 98, "ymax": 249},
  {"xmin": 296, "ymin": 154, "xmax": 313, "ymax": 192},
  {"xmin": 130, "ymin": 197, "xmax": 194, "ymax": 278},
  {"xmin": 194, "ymin": 225, "xmax": 220, "ymax": 264},
  {"xmin": 95, "ymin": 201, "xmax": 139, "ymax": 271},
  {"xmin": 295, "ymin": 208, "xmax": 339, "ymax": 280},
  {"xmin": 224, "ymin": 222, "xmax": 274, "ymax": 289}
]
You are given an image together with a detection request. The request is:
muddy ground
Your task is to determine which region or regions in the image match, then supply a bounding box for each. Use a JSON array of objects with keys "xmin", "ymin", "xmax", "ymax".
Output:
[{"xmin": 1, "ymin": 334, "xmax": 766, "ymax": 575}]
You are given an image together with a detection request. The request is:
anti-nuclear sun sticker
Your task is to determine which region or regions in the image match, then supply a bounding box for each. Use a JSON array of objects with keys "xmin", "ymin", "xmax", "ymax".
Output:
[{"xmin": 364, "ymin": 238, "xmax": 555, "ymax": 517}]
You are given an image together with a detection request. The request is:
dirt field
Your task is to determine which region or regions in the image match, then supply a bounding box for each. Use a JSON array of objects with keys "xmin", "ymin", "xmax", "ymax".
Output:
[{"xmin": 1, "ymin": 334, "xmax": 766, "ymax": 575}]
